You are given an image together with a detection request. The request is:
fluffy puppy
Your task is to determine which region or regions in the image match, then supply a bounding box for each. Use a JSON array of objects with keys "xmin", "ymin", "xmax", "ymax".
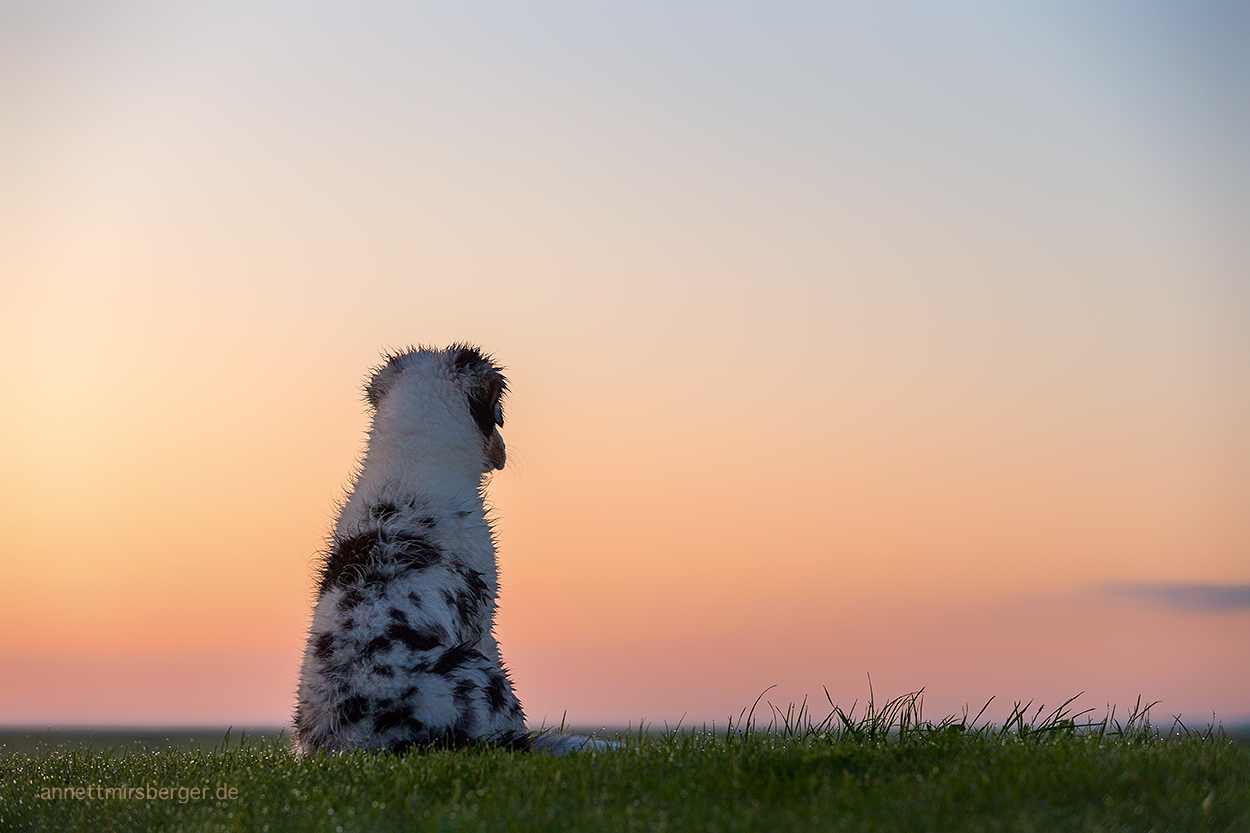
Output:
[{"xmin": 293, "ymin": 344, "xmax": 526, "ymax": 753}]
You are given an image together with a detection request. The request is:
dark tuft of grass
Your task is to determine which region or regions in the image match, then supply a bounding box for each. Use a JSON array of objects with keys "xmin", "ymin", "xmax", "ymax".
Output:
[{"xmin": 2, "ymin": 693, "xmax": 1247, "ymax": 832}]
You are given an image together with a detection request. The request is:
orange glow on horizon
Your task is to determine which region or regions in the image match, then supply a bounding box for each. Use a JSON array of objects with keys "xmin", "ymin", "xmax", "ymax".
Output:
[{"xmin": 1, "ymin": 2, "xmax": 1246, "ymax": 727}]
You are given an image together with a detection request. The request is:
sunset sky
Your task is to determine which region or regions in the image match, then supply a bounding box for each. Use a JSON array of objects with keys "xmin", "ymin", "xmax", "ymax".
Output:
[{"xmin": 1, "ymin": 1, "xmax": 1247, "ymax": 729}]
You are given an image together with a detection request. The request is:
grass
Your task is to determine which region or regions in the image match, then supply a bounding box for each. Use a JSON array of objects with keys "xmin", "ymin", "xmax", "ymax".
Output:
[{"xmin": 2, "ymin": 692, "xmax": 1247, "ymax": 832}]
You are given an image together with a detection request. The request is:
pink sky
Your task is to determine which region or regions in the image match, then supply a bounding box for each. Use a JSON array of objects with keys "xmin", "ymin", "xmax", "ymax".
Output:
[{"xmin": 1, "ymin": 2, "xmax": 1246, "ymax": 728}]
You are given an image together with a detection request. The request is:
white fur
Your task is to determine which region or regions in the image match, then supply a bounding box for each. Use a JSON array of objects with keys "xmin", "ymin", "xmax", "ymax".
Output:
[{"xmin": 293, "ymin": 346, "xmax": 525, "ymax": 753}]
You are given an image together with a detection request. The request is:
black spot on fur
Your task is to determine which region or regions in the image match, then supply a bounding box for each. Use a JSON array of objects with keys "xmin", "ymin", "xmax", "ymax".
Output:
[
  {"xmin": 433, "ymin": 643, "xmax": 485, "ymax": 675},
  {"xmin": 369, "ymin": 502, "xmax": 399, "ymax": 521},
  {"xmin": 453, "ymin": 680, "xmax": 476, "ymax": 716},
  {"xmin": 419, "ymin": 516, "xmax": 438, "ymax": 527},
  {"xmin": 453, "ymin": 590, "xmax": 479, "ymax": 623},
  {"xmin": 407, "ymin": 591, "xmax": 423, "ymax": 609},
  {"xmin": 319, "ymin": 530, "xmax": 442, "ymax": 597},
  {"xmin": 312, "ymin": 632, "xmax": 335, "ymax": 662},
  {"xmin": 319, "ymin": 531, "xmax": 382, "ymax": 596},
  {"xmin": 387, "ymin": 623, "xmax": 444, "ymax": 653},
  {"xmin": 373, "ymin": 708, "xmax": 422, "ymax": 735},
  {"xmin": 339, "ymin": 695, "xmax": 368, "ymax": 725},
  {"xmin": 337, "ymin": 586, "xmax": 364, "ymax": 611},
  {"xmin": 370, "ymin": 664, "xmax": 394, "ymax": 678},
  {"xmin": 452, "ymin": 345, "xmax": 488, "ymax": 372},
  {"xmin": 390, "ymin": 532, "xmax": 442, "ymax": 571},
  {"xmin": 487, "ymin": 673, "xmax": 508, "ymax": 713},
  {"xmin": 388, "ymin": 607, "xmax": 407, "ymax": 625},
  {"xmin": 462, "ymin": 568, "xmax": 490, "ymax": 603},
  {"xmin": 447, "ymin": 568, "xmax": 490, "ymax": 624},
  {"xmin": 361, "ymin": 634, "xmax": 392, "ymax": 659},
  {"xmin": 364, "ymin": 352, "xmax": 408, "ymax": 409}
]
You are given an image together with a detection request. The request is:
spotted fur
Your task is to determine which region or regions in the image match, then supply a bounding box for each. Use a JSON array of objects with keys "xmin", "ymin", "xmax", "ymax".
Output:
[{"xmin": 294, "ymin": 345, "xmax": 527, "ymax": 753}]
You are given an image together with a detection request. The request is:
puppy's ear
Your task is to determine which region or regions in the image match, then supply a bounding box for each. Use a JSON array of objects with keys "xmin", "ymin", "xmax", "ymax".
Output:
[
  {"xmin": 467, "ymin": 374, "xmax": 506, "ymax": 436},
  {"xmin": 364, "ymin": 351, "xmax": 409, "ymax": 410},
  {"xmin": 451, "ymin": 344, "xmax": 508, "ymax": 437}
]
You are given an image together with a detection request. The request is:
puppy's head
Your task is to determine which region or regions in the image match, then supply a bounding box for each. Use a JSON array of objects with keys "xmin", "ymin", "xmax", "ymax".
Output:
[{"xmin": 364, "ymin": 344, "xmax": 508, "ymax": 473}]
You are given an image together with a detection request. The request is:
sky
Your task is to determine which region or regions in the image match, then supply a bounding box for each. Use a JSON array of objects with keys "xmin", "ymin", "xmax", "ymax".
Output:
[{"xmin": 1, "ymin": 1, "xmax": 1247, "ymax": 729}]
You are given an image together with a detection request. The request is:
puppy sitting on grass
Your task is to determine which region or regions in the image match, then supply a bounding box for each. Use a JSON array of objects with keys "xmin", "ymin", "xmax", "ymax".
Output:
[{"xmin": 295, "ymin": 345, "xmax": 605, "ymax": 754}]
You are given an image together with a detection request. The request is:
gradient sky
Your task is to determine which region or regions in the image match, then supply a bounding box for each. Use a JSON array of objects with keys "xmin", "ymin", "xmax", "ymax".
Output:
[{"xmin": 1, "ymin": 1, "xmax": 1247, "ymax": 728}]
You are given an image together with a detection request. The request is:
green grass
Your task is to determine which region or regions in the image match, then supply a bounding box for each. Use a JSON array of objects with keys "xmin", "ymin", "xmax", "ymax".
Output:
[{"xmin": 2, "ymin": 694, "xmax": 1247, "ymax": 832}]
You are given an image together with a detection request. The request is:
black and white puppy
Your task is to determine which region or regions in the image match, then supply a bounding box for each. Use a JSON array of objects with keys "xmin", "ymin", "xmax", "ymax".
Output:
[{"xmin": 294, "ymin": 345, "xmax": 526, "ymax": 753}]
